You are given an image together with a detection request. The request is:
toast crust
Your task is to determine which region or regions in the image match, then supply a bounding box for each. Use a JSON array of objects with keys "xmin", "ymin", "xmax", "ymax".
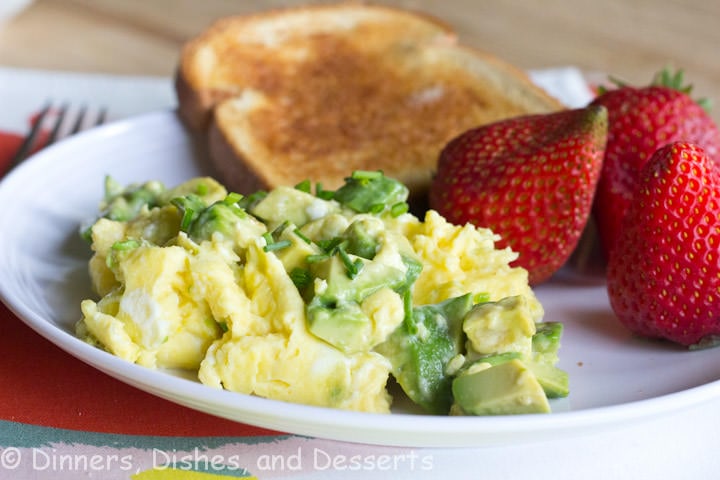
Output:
[{"xmin": 176, "ymin": 3, "xmax": 564, "ymax": 197}]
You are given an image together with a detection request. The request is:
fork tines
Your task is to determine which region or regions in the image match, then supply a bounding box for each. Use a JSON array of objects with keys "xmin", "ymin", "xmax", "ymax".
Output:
[{"xmin": 8, "ymin": 101, "xmax": 108, "ymax": 170}]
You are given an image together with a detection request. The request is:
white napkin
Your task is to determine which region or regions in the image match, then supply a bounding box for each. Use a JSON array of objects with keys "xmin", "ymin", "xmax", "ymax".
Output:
[
  {"xmin": 529, "ymin": 66, "xmax": 595, "ymax": 107},
  {"xmin": 0, "ymin": 0, "xmax": 33, "ymax": 26},
  {"xmin": 0, "ymin": 67, "xmax": 175, "ymax": 132}
]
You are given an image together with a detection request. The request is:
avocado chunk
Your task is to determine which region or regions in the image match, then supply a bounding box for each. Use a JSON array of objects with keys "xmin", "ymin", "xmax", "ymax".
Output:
[
  {"xmin": 528, "ymin": 322, "xmax": 569, "ymax": 398},
  {"xmin": 82, "ymin": 176, "xmax": 167, "ymax": 240},
  {"xmin": 463, "ymin": 295, "xmax": 536, "ymax": 358},
  {"xmin": 333, "ymin": 170, "xmax": 409, "ymax": 215},
  {"xmin": 171, "ymin": 193, "xmax": 250, "ymax": 243},
  {"xmin": 304, "ymin": 218, "xmax": 423, "ymax": 354},
  {"xmin": 532, "ymin": 321, "xmax": 563, "ymax": 364},
  {"xmin": 306, "ymin": 250, "xmax": 409, "ymax": 353},
  {"xmin": 251, "ymin": 186, "xmax": 340, "ymax": 230},
  {"xmin": 527, "ymin": 361, "xmax": 569, "ymax": 399},
  {"xmin": 160, "ymin": 176, "xmax": 227, "ymax": 206},
  {"xmin": 451, "ymin": 359, "xmax": 550, "ymax": 415},
  {"xmin": 307, "ymin": 293, "xmax": 373, "ymax": 353},
  {"xmin": 375, "ymin": 294, "xmax": 474, "ymax": 414},
  {"xmin": 342, "ymin": 217, "xmax": 381, "ymax": 259},
  {"xmin": 274, "ymin": 224, "xmax": 322, "ymax": 273},
  {"xmin": 101, "ymin": 176, "xmax": 166, "ymax": 222},
  {"xmin": 459, "ymin": 351, "xmax": 523, "ymax": 373}
]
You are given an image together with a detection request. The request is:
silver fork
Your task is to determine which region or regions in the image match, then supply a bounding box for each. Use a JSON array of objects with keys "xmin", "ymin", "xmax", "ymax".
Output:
[{"xmin": 8, "ymin": 102, "xmax": 107, "ymax": 170}]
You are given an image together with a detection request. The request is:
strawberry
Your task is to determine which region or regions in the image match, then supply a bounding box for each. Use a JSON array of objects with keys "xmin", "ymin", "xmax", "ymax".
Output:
[
  {"xmin": 429, "ymin": 105, "xmax": 608, "ymax": 285},
  {"xmin": 590, "ymin": 69, "xmax": 720, "ymax": 258},
  {"xmin": 606, "ymin": 142, "xmax": 720, "ymax": 348}
]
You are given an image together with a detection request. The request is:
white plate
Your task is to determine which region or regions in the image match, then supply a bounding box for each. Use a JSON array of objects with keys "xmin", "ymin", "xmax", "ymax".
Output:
[{"xmin": 2, "ymin": 110, "xmax": 720, "ymax": 448}]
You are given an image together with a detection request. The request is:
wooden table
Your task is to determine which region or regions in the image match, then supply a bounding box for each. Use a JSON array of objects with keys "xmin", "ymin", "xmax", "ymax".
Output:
[{"xmin": 1, "ymin": 0, "xmax": 718, "ymax": 122}]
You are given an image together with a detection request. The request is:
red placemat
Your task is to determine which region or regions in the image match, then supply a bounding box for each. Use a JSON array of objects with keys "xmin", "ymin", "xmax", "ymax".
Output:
[
  {"xmin": 0, "ymin": 302, "xmax": 280, "ymax": 437},
  {"xmin": 0, "ymin": 129, "xmax": 279, "ymax": 438},
  {"xmin": 0, "ymin": 131, "xmax": 21, "ymax": 175}
]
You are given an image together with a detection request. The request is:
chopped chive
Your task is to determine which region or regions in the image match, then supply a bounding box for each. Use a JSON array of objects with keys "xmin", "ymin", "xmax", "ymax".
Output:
[
  {"xmin": 306, "ymin": 253, "xmax": 330, "ymax": 263},
  {"xmin": 111, "ymin": 239, "xmax": 140, "ymax": 251},
  {"xmin": 390, "ymin": 201, "xmax": 409, "ymax": 217},
  {"xmin": 195, "ymin": 183, "xmax": 209, "ymax": 196},
  {"xmin": 289, "ymin": 267, "xmax": 312, "ymax": 289},
  {"xmin": 106, "ymin": 239, "xmax": 140, "ymax": 269},
  {"xmin": 352, "ymin": 170, "xmax": 383, "ymax": 180},
  {"xmin": 338, "ymin": 246, "xmax": 362, "ymax": 278},
  {"xmin": 171, "ymin": 197, "xmax": 196, "ymax": 231},
  {"xmin": 295, "ymin": 179, "xmax": 312, "ymax": 193},
  {"xmin": 474, "ymin": 292, "xmax": 491, "ymax": 304},
  {"xmin": 180, "ymin": 208, "xmax": 195, "ymax": 230},
  {"xmin": 264, "ymin": 239, "xmax": 292, "ymax": 252},
  {"xmin": 317, "ymin": 237, "xmax": 343, "ymax": 253},
  {"xmin": 316, "ymin": 183, "xmax": 335, "ymax": 200},
  {"xmin": 218, "ymin": 321, "xmax": 229, "ymax": 333},
  {"xmin": 272, "ymin": 220, "xmax": 291, "ymax": 238},
  {"xmin": 237, "ymin": 190, "xmax": 267, "ymax": 210},
  {"xmin": 369, "ymin": 203, "xmax": 385, "ymax": 214},
  {"xmin": 262, "ymin": 232, "xmax": 274, "ymax": 247},
  {"xmin": 353, "ymin": 258, "xmax": 364, "ymax": 274},
  {"xmin": 402, "ymin": 289, "xmax": 417, "ymax": 335},
  {"xmin": 223, "ymin": 192, "xmax": 243, "ymax": 205},
  {"xmin": 293, "ymin": 228, "xmax": 312, "ymax": 244}
]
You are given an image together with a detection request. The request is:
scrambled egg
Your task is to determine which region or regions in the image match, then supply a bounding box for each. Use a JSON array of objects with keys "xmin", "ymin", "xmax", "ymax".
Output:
[{"xmin": 77, "ymin": 173, "xmax": 544, "ymax": 414}]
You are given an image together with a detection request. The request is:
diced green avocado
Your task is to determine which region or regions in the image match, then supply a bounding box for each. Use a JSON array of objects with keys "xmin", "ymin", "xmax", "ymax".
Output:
[
  {"xmin": 305, "ymin": 218, "xmax": 424, "ymax": 354},
  {"xmin": 311, "ymin": 250, "xmax": 407, "ymax": 302},
  {"xmin": 451, "ymin": 359, "xmax": 550, "ymax": 415},
  {"xmin": 124, "ymin": 204, "xmax": 182, "ymax": 247},
  {"xmin": 160, "ymin": 177, "xmax": 227, "ymax": 206},
  {"xmin": 82, "ymin": 176, "xmax": 167, "ymax": 241},
  {"xmin": 172, "ymin": 193, "xmax": 248, "ymax": 243},
  {"xmin": 459, "ymin": 351, "xmax": 523, "ymax": 373},
  {"xmin": 306, "ymin": 297, "xmax": 372, "ymax": 354},
  {"xmin": 463, "ymin": 295, "xmax": 536, "ymax": 358},
  {"xmin": 342, "ymin": 217, "xmax": 381, "ymax": 259},
  {"xmin": 306, "ymin": 253, "xmax": 407, "ymax": 353},
  {"xmin": 528, "ymin": 322, "xmax": 569, "ymax": 398},
  {"xmin": 433, "ymin": 293, "xmax": 474, "ymax": 354},
  {"xmin": 333, "ymin": 171, "xmax": 409, "ymax": 214},
  {"xmin": 532, "ymin": 321, "xmax": 563, "ymax": 364},
  {"xmin": 274, "ymin": 224, "xmax": 322, "ymax": 273},
  {"xmin": 375, "ymin": 294, "xmax": 474, "ymax": 414},
  {"xmin": 101, "ymin": 177, "xmax": 165, "ymax": 222},
  {"xmin": 251, "ymin": 186, "xmax": 340, "ymax": 230},
  {"xmin": 400, "ymin": 253, "xmax": 423, "ymax": 293},
  {"xmin": 527, "ymin": 361, "xmax": 569, "ymax": 399},
  {"xmin": 171, "ymin": 194, "xmax": 207, "ymax": 232}
]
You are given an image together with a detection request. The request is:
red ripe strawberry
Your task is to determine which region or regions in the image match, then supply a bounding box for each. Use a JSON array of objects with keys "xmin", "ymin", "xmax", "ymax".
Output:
[
  {"xmin": 590, "ymin": 69, "xmax": 720, "ymax": 258},
  {"xmin": 607, "ymin": 142, "xmax": 720, "ymax": 347},
  {"xmin": 429, "ymin": 105, "xmax": 608, "ymax": 285}
]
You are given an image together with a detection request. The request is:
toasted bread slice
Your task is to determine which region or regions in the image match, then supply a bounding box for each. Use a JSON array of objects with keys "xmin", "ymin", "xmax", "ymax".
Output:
[{"xmin": 176, "ymin": 3, "xmax": 563, "ymax": 198}]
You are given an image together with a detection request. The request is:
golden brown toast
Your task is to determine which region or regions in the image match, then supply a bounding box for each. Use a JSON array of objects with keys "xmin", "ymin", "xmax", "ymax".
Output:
[{"xmin": 175, "ymin": 3, "xmax": 564, "ymax": 198}]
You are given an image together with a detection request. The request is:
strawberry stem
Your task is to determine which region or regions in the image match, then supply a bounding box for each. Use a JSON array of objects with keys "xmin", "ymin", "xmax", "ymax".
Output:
[
  {"xmin": 651, "ymin": 66, "xmax": 712, "ymax": 113},
  {"xmin": 598, "ymin": 66, "xmax": 712, "ymax": 113},
  {"xmin": 651, "ymin": 67, "xmax": 691, "ymax": 93}
]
